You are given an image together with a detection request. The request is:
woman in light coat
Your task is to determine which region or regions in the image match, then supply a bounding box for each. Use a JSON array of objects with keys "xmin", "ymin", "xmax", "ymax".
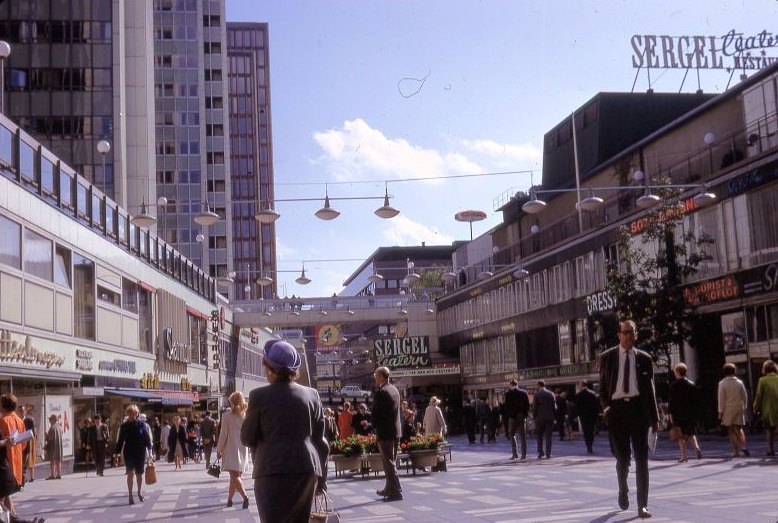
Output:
[
  {"xmin": 718, "ymin": 362, "xmax": 750, "ymax": 457},
  {"xmin": 217, "ymin": 392, "xmax": 250, "ymax": 509},
  {"xmin": 423, "ymin": 396, "xmax": 447, "ymax": 437},
  {"xmin": 754, "ymin": 359, "xmax": 778, "ymax": 456}
]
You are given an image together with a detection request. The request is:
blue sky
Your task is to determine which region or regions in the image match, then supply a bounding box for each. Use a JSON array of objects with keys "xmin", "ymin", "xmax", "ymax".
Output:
[{"xmin": 226, "ymin": 0, "xmax": 777, "ymax": 297}]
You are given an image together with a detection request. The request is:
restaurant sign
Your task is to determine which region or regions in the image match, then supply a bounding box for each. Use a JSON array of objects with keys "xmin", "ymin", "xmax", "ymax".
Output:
[
  {"xmin": 631, "ymin": 30, "xmax": 778, "ymax": 71},
  {"xmin": 373, "ymin": 336, "xmax": 431, "ymax": 369}
]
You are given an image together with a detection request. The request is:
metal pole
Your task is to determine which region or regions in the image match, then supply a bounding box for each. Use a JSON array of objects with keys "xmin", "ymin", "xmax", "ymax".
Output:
[{"xmin": 0, "ymin": 58, "xmax": 4, "ymax": 114}]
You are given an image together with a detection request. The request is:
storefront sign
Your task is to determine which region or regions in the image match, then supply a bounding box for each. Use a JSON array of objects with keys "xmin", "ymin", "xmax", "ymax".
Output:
[
  {"xmin": 162, "ymin": 327, "xmax": 189, "ymax": 363},
  {"xmin": 46, "ymin": 395, "xmax": 73, "ymax": 457},
  {"xmin": 391, "ymin": 366, "xmax": 461, "ymax": 378},
  {"xmin": 140, "ymin": 372, "xmax": 160, "ymax": 389},
  {"xmin": 374, "ymin": 336, "xmax": 431, "ymax": 369},
  {"xmin": 683, "ymin": 275, "xmax": 741, "ymax": 306},
  {"xmin": 0, "ymin": 330, "xmax": 65, "ymax": 368},
  {"xmin": 75, "ymin": 349, "xmax": 93, "ymax": 371},
  {"xmin": 742, "ymin": 262, "xmax": 778, "ymax": 297},
  {"xmin": 520, "ymin": 362, "xmax": 596, "ymax": 381},
  {"xmin": 98, "ymin": 359, "xmax": 137, "ymax": 374},
  {"xmin": 629, "ymin": 197, "xmax": 698, "ymax": 235},
  {"xmin": 316, "ymin": 324, "xmax": 341, "ymax": 348},
  {"xmin": 585, "ymin": 290, "xmax": 617, "ymax": 315},
  {"xmin": 631, "ymin": 30, "xmax": 778, "ymax": 71},
  {"xmin": 728, "ymin": 164, "xmax": 778, "ymax": 196}
]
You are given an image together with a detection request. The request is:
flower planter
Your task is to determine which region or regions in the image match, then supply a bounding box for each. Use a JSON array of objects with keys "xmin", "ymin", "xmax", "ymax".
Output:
[
  {"xmin": 409, "ymin": 449, "xmax": 439, "ymax": 474},
  {"xmin": 365, "ymin": 453, "xmax": 384, "ymax": 475},
  {"xmin": 331, "ymin": 453, "xmax": 365, "ymax": 478}
]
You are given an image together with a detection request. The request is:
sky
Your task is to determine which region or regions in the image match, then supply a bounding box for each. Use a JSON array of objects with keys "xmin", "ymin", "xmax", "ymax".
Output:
[{"xmin": 226, "ymin": 0, "xmax": 777, "ymax": 298}]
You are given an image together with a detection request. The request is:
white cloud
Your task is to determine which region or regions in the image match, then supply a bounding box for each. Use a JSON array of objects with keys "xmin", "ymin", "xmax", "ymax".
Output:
[
  {"xmin": 380, "ymin": 214, "xmax": 455, "ymax": 246},
  {"xmin": 312, "ymin": 119, "xmax": 541, "ymax": 186}
]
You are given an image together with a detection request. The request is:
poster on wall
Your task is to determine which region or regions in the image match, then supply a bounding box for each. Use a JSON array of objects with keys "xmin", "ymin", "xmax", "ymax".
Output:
[
  {"xmin": 45, "ymin": 395, "xmax": 73, "ymax": 457},
  {"xmin": 721, "ymin": 311, "xmax": 746, "ymax": 353},
  {"xmin": 16, "ymin": 396, "xmax": 44, "ymax": 460}
]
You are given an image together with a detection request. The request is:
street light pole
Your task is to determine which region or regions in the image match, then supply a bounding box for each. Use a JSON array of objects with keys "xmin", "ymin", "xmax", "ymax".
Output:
[
  {"xmin": 96, "ymin": 139, "xmax": 111, "ymax": 195},
  {"xmin": 0, "ymin": 41, "xmax": 11, "ymax": 114}
]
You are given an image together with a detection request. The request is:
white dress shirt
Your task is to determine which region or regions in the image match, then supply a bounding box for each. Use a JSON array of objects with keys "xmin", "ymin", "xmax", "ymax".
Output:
[{"xmin": 612, "ymin": 346, "xmax": 639, "ymax": 400}]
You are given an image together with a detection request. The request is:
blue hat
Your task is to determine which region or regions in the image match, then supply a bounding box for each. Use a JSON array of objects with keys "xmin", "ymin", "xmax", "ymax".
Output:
[{"xmin": 263, "ymin": 340, "xmax": 301, "ymax": 372}]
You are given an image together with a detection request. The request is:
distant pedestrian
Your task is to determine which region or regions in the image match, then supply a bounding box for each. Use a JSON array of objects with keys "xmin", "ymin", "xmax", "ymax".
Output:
[
  {"xmin": 575, "ymin": 381, "xmax": 601, "ymax": 454},
  {"xmin": 554, "ymin": 390, "xmax": 568, "ymax": 441},
  {"xmin": 337, "ymin": 402, "xmax": 354, "ymax": 440},
  {"xmin": 503, "ymin": 380, "xmax": 530, "ymax": 460},
  {"xmin": 401, "ymin": 408, "xmax": 417, "ymax": 444},
  {"xmin": 532, "ymin": 381, "xmax": 556, "ymax": 459},
  {"xmin": 91, "ymin": 414, "xmax": 110, "ymax": 476},
  {"xmin": 669, "ymin": 363, "xmax": 703, "ymax": 462},
  {"xmin": 352, "ymin": 403, "xmax": 372, "ymax": 436},
  {"xmin": 151, "ymin": 417, "xmax": 161, "ymax": 460},
  {"xmin": 217, "ymin": 392, "xmax": 250, "ymax": 509},
  {"xmin": 323, "ymin": 408, "xmax": 339, "ymax": 442},
  {"xmin": 753, "ymin": 359, "xmax": 778, "ymax": 457},
  {"xmin": 159, "ymin": 419, "xmax": 171, "ymax": 463},
  {"xmin": 241, "ymin": 340, "xmax": 328, "ymax": 522},
  {"xmin": 44, "ymin": 414, "xmax": 63, "ymax": 480},
  {"xmin": 18, "ymin": 406, "xmax": 35, "ymax": 485},
  {"xmin": 166, "ymin": 415, "xmax": 188, "ymax": 470},
  {"xmin": 114, "ymin": 404, "xmax": 152, "ymax": 505},
  {"xmin": 718, "ymin": 363, "xmax": 750, "ymax": 457},
  {"xmin": 462, "ymin": 400, "xmax": 477, "ymax": 444},
  {"xmin": 422, "ymin": 397, "xmax": 447, "ymax": 438},
  {"xmin": 200, "ymin": 412, "xmax": 216, "ymax": 468},
  {"xmin": 476, "ymin": 398, "xmax": 491, "ymax": 444}
]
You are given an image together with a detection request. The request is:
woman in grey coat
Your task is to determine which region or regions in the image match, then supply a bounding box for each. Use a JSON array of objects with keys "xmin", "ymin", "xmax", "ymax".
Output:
[
  {"xmin": 241, "ymin": 340, "xmax": 329, "ymax": 523},
  {"xmin": 45, "ymin": 415, "xmax": 63, "ymax": 480}
]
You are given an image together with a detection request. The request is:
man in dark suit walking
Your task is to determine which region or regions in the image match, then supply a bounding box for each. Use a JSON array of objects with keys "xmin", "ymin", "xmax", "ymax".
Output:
[
  {"xmin": 372, "ymin": 366, "xmax": 403, "ymax": 501},
  {"xmin": 599, "ymin": 319, "xmax": 659, "ymax": 519},
  {"xmin": 575, "ymin": 381, "xmax": 601, "ymax": 454},
  {"xmin": 532, "ymin": 380, "xmax": 556, "ymax": 459},
  {"xmin": 503, "ymin": 379, "xmax": 530, "ymax": 460}
]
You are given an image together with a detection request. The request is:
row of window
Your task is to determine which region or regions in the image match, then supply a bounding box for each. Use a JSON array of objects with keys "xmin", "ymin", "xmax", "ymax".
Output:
[
  {"xmin": 9, "ymin": 68, "xmax": 112, "ymax": 91},
  {"xmin": 0, "ymin": 121, "xmax": 215, "ymax": 302},
  {"xmin": 0, "ymin": 21, "xmax": 112, "ymax": 44}
]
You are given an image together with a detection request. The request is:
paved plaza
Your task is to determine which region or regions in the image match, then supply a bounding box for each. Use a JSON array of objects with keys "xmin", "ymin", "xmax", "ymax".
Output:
[{"xmin": 8, "ymin": 433, "xmax": 778, "ymax": 523}]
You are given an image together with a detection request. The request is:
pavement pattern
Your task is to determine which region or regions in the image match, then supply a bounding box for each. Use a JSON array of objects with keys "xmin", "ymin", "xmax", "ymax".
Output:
[{"xmin": 8, "ymin": 432, "xmax": 778, "ymax": 523}]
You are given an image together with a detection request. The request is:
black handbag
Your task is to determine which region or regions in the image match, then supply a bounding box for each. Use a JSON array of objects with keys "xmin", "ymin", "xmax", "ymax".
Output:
[{"xmin": 207, "ymin": 459, "xmax": 221, "ymax": 478}]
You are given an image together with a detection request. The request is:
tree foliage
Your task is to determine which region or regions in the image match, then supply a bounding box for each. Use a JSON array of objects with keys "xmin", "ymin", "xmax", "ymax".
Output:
[{"xmin": 605, "ymin": 194, "xmax": 714, "ymax": 373}]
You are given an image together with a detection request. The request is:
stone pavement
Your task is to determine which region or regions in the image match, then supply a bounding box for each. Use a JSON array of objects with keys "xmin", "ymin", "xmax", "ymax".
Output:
[{"xmin": 7, "ymin": 432, "xmax": 778, "ymax": 523}]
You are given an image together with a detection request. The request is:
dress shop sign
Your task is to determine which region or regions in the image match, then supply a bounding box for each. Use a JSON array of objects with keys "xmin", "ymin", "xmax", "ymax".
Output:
[
  {"xmin": 373, "ymin": 336, "xmax": 432, "ymax": 369},
  {"xmin": 630, "ymin": 30, "xmax": 778, "ymax": 71},
  {"xmin": 0, "ymin": 329, "xmax": 65, "ymax": 368}
]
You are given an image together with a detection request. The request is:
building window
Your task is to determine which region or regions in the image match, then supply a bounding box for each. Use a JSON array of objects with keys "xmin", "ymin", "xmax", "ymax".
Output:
[
  {"xmin": 73, "ymin": 253, "xmax": 95, "ymax": 340},
  {"xmin": 24, "ymin": 228, "xmax": 53, "ymax": 281},
  {"xmin": 54, "ymin": 244, "xmax": 72, "ymax": 288},
  {"xmin": 138, "ymin": 287, "xmax": 153, "ymax": 353},
  {"xmin": 122, "ymin": 278, "xmax": 138, "ymax": 314},
  {"xmin": 0, "ymin": 215, "xmax": 21, "ymax": 269},
  {"xmin": 97, "ymin": 285, "xmax": 121, "ymax": 307}
]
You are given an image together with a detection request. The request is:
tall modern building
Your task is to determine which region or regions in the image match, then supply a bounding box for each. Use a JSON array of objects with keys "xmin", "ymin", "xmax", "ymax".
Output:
[
  {"xmin": 0, "ymin": 1, "xmax": 276, "ymax": 296},
  {"xmin": 226, "ymin": 22, "xmax": 276, "ymax": 301}
]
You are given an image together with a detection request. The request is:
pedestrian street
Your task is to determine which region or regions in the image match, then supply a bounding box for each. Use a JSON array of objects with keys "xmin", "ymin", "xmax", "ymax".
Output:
[{"xmin": 10, "ymin": 433, "xmax": 778, "ymax": 523}]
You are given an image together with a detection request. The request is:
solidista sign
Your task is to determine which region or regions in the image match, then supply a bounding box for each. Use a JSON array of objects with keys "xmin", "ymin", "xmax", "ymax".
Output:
[{"xmin": 373, "ymin": 336, "xmax": 431, "ymax": 369}]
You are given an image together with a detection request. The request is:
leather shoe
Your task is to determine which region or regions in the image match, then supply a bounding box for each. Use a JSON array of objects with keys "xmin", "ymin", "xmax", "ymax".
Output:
[
  {"xmin": 618, "ymin": 490, "xmax": 629, "ymax": 510},
  {"xmin": 382, "ymin": 494, "xmax": 403, "ymax": 502},
  {"xmin": 638, "ymin": 507, "xmax": 652, "ymax": 518},
  {"xmin": 376, "ymin": 489, "xmax": 386, "ymax": 497}
]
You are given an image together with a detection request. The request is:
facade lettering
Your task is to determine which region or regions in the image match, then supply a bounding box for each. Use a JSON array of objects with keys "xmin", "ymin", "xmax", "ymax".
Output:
[
  {"xmin": 373, "ymin": 336, "xmax": 431, "ymax": 369},
  {"xmin": 97, "ymin": 359, "xmax": 137, "ymax": 374},
  {"xmin": 0, "ymin": 330, "xmax": 65, "ymax": 368}
]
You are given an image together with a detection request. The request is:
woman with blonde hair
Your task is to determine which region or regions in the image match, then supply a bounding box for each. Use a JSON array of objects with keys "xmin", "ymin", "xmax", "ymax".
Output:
[
  {"xmin": 423, "ymin": 396, "xmax": 447, "ymax": 437},
  {"xmin": 114, "ymin": 404, "xmax": 152, "ymax": 505},
  {"xmin": 217, "ymin": 391, "xmax": 250, "ymax": 509}
]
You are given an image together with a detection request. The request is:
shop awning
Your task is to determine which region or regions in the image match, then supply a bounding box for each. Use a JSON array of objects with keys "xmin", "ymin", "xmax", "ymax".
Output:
[
  {"xmin": 104, "ymin": 388, "xmax": 199, "ymax": 406},
  {"xmin": 0, "ymin": 365, "xmax": 81, "ymax": 382}
]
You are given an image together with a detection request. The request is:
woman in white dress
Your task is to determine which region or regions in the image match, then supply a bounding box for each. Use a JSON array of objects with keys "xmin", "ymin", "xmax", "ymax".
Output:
[
  {"xmin": 423, "ymin": 396, "xmax": 447, "ymax": 437},
  {"xmin": 217, "ymin": 392, "xmax": 250, "ymax": 508}
]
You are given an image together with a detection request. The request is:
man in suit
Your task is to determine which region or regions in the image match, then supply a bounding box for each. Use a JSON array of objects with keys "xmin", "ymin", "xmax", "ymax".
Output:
[
  {"xmin": 91, "ymin": 414, "xmax": 110, "ymax": 476},
  {"xmin": 240, "ymin": 340, "xmax": 329, "ymax": 522},
  {"xmin": 503, "ymin": 379, "xmax": 530, "ymax": 460},
  {"xmin": 599, "ymin": 319, "xmax": 659, "ymax": 519},
  {"xmin": 532, "ymin": 380, "xmax": 556, "ymax": 459},
  {"xmin": 575, "ymin": 381, "xmax": 601, "ymax": 454},
  {"xmin": 372, "ymin": 366, "xmax": 403, "ymax": 502}
]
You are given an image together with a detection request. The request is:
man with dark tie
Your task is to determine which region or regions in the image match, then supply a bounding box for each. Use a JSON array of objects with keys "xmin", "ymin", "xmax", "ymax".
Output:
[{"xmin": 598, "ymin": 319, "xmax": 659, "ymax": 519}]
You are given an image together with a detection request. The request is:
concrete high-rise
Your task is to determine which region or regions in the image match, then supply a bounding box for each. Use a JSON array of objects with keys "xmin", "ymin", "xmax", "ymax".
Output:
[{"xmin": 0, "ymin": 1, "xmax": 276, "ymax": 295}]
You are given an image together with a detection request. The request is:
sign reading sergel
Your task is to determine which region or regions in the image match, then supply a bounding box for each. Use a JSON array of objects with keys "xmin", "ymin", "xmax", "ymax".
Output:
[
  {"xmin": 374, "ymin": 336, "xmax": 432, "ymax": 369},
  {"xmin": 631, "ymin": 30, "xmax": 778, "ymax": 71}
]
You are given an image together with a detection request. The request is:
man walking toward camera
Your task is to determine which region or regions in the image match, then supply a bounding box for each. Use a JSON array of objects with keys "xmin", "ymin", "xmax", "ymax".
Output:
[
  {"xmin": 372, "ymin": 366, "xmax": 403, "ymax": 502},
  {"xmin": 200, "ymin": 411, "xmax": 216, "ymax": 469},
  {"xmin": 599, "ymin": 319, "xmax": 659, "ymax": 519}
]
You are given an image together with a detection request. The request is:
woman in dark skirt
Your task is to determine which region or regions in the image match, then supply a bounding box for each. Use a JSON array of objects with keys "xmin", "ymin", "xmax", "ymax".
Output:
[
  {"xmin": 668, "ymin": 363, "xmax": 703, "ymax": 462},
  {"xmin": 166, "ymin": 415, "xmax": 188, "ymax": 470},
  {"xmin": 115, "ymin": 404, "xmax": 153, "ymax": 505}
]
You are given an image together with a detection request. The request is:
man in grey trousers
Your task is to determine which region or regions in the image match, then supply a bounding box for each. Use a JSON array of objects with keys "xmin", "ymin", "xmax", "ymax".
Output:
[{"xmin": 532, "ymin": 380, "xmax": 557, "ymax": 459}]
